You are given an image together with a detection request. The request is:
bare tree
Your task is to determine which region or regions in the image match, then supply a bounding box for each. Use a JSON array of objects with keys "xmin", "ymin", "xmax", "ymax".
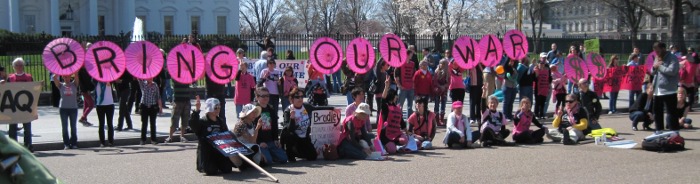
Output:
[
  {"xmin": 314, "ymin": 0, "xmax": 341, "ymax": 36},
  {"xmin": 378, "ymin": 0, "xmax": 416, "ymax": 35},
  {"xmin": 634, "ymin": 0, "xmax": 700, "ymax": 52},
  {"xmin": 598, "ymin": 0, "xmax": 647, "ymax": 48},
  {"xmin": 284, "ymin": 0, "xmax": 318, "ymax": 34},
  {"xmin": 240, "ymin": 0, "xmax": 282, "ymax": 37},
  {"xmin": 527, "ymin": 0, "xmax": 547, "ymax": 53},
  {"xmin": 343, "ymin": 0, "xmax": 377, "ymax": 36}
]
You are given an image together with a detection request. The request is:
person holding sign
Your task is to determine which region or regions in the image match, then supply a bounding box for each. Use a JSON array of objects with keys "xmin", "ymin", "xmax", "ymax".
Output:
[
  {"xmin": 190, "ymin": 97, "xmax": 233, "ymax": 175},
  {"xmin": 258, "ymin": 59, "xmax": 281, "ymax": 113},
  {"xmin": 376, "ymin": 76, "xmax": 409, "ymax": 154},
  {"xmin": 138, "ymin": 78, "xmax": 162, "ymax": 145},
  {"xmin": 651, "ymin": 42, "xmax": 681, "ymax": 134},
  {"xmin": 549, "ymin": 94, "xmax": 588, "ymax": 145},
  {"xmin": 281, "ymin": 88, "xmax": 318, "ymax": 162},
  {"xmin": 53, "ymin": 72, "xmax": 80, "ymax": 149},
  {"xmin": 407, "ymin": 97, "xmax": 436, "ymax": 150},
  {"xmin": 337, "ymin": 103, "xmax": 373, "ymax": 159},
  {"xmin": 448, "ymin": 58, "xmax": 466, "ymax": 103},
  {"xmin": 94, "ymin": 82, "xmax": 116, "ymax": 147},
  {"xmin": 607, "ymin": 55, "xmax": 621, "ymax": 114},
  {"xmin": 2, "ymin": 58, "xmax": 34, "ymax": 152},
  {"xmin": 234, "ymin": 62, "xmax": 256, "ymax": 118}
]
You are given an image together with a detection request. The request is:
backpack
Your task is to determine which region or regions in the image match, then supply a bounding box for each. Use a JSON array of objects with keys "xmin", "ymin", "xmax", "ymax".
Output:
[{"xmin": 641, "ymin": 134, "xmax": 685, "ymax": 152}]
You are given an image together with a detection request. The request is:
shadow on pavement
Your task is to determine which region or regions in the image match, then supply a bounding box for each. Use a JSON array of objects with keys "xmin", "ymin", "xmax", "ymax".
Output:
[
  {"xmin": 221, "ymin": 166, "xmax": 308, "ymax": 182},
  {"xmin": 34, "ymin": 152, "xmax": 81, "ymax": 157}
]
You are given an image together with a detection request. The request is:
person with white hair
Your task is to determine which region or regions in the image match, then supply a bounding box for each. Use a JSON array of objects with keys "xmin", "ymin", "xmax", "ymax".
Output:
[
  {"xmin": 253, "ymin": 50, "xmax": 269, "ymax": 82},
  {"xmin": 190, "ymin": 96, "xmax": 233, "ymax": 175},
  {"xmin": 1, "ymin": 58, "xmax": 35, "ymax": 151}
]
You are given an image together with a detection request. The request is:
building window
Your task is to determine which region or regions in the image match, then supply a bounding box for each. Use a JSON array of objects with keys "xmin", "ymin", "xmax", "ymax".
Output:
[
  {"xmin": 137, "ymin": 16, "xmax": 147, "ymax": 33},
  {"xmin": 217, "ymin": 16, "xmax": 227, "ymax": 34},
  {"xmin": 651, "ymin": 33, "xmax": 658, "ymax": 40},
  {"xmin": 164, "ymin": 16, "xmax": 173, "ymax": 36},
  {"xmin": 191, "ymin": 16, "xmax": 200, "ymax": 33},
  {"xmin": 661, "ymin": 17, "xmax": 668, "ymax": 27},
  {"xmin": 661, "ymin": 33, "xmax": 668, "ymax": 40},
  {"xmin": 24, "ymin": 15, "xmax": 36, "ymax": 34},
  {"xmin": 98, "ymin": 15, "xmax": 105, "ymax": 36},
  {"xmin": 640, "ymin": 34, "xmax": 647, "ymax": 40}
]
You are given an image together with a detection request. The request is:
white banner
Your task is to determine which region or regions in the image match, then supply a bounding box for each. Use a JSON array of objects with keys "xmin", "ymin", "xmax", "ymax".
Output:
[
  {"xmin": 310, "ymin": 107, "xmax": 342, "ymax": 159},
  {"xmin": 0, "ymin": 82, "xmax": 41, "ymax": 124},
  {"xmin": 242, "ymin": 59, "xmax": 309, "ymax": 88}
]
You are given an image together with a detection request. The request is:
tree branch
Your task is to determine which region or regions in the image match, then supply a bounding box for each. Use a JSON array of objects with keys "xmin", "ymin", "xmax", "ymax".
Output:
[{"xmin": 682, "ymin": 0, "xmax": 700, "ymax": 11}]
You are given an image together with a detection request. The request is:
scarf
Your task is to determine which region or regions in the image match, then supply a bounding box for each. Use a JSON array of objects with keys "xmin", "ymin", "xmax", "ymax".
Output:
[{"xmin": 566, "ymin": 103, "xmax": 580, "ymax": 125}]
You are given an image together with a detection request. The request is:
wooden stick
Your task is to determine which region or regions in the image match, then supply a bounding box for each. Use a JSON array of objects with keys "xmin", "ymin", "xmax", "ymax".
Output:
[{"xmin": 238, "ymin": 153, "xmax": 279, "ymax": 182}]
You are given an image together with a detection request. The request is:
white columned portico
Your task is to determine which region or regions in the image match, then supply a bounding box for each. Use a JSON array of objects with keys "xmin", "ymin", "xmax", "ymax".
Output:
[
  {"xmin": 8, "ymin": 0, "xmax": 20, "ymax": 32},
  {"xmin": 88, "ymin": 0, "xmax": 98, "ymax": 35},
  {"xmin": 49, "ymin": 0, "xmax": 60, "ymax": 36},
  {"xmin": 121, "ymin": 0, "xmax": 135, "ymax": 33}
]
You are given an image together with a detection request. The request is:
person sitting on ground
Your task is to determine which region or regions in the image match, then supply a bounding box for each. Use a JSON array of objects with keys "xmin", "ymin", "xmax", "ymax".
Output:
[
  {"xmin": 190, "ymin": 96, "xmax": 233, "ymax": 175},
  {"xmin": 676, "ymin": 88, "xmax": 693, "ymax": 129},
  {"xmin": 575, "ymin": 78, "xmax": 602, "ymax": 134},
  {"xmin": 254, "ymin": 87, "xmax": 288, "ymax": 164},
  {"xmin": 337, "ymin": 103, "xmax": 374, "ymax": 159},
  {"xmin": 376, "ymin": 76, "xmax": 409, "ymax": 154},
  {"xmin": 233, "ymin": 104, "xmax": 263, "ymax": 166},
  {"xmin": 629, "ymin": 83, "xmax": 654, "ymax": 131},
  {"xmin": 478, "ymin": 95, "xmax": 511, "ymax": 147},
  {"xmin": 442, "ymin": 101, "xmax": 472, "ymax": 149},
  {"xmin": 345, "ymin": 88, "xmax": 371, "ymax": 133},
  {"xmin": 512, "ymin": 98, "xmax": 546, "ymax": 144},
  {"xmin": 550, "ymin": 94, "xmax": 588, "ymax": 145},
  {"xmin": 281, "ymin": 88, "xmax": 318, "ymax": 162},
  {"xmin": 407, "ymin": 97, "xmax": 437, "ymax": 150}
]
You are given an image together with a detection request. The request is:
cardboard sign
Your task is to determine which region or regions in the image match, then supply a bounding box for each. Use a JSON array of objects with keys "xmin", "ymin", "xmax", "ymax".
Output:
[
  {"xmin": 584, "ymin": 39, "xmax": 600, "ymax": 54},
  {"xmin": 564, "ymin": 55, "xmax": 588, "ymax": 83},
  {"xmin": 242, "ymin": 59, "xmax": 308, "ymax": 88},
  {"xmin": 479, "ymin": 34, "xmax": 503, "ymax": 67},
  {"xmin": 0, "ymin": 82, "xmax": 41, "ymax": 124},
  {"xmin": 310, "ymin": 107, "xmax": 342, "ymax": 159},
  {"xmin": 124, "ymin": 41, "xmax": 164, "ymax": 80},
  {"xmin": 346, "ymin": 37, "xmax": 376, "ymax": 74},
  {"xmin": 586, "ymin": 53, "xmax": 607, "ymax": 80},
  {"xmin": 206, "ymin": 131, "xmax": 254, "ymax": 157},
  {"xmin": 205, "ymin": 45, "xmax": 239, "ymax": 85}
]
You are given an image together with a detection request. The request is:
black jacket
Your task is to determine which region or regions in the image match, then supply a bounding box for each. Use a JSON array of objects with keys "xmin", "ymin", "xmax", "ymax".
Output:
[
  {"xmin": 255, "ymin": 103, "xmax": 280, "ymax": 143},
  {"xmin": 189, "ymin": 110, "xmax": 233, "ymax": 174},
  {"xmin": 576, "ymin": 90, "xmax": 602, "ymax": 120},
  {"xmin": 630, "ymin": 93, "xmax": 652, "ymax": 113}
]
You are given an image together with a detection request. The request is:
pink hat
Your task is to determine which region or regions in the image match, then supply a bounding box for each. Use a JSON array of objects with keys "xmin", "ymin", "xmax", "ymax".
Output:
[{"xmin": 452, "ymin": 101, "xmax": 463, "ymax": 108}]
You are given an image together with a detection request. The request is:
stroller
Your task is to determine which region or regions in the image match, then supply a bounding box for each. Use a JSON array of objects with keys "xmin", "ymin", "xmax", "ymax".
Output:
[{"xmin": 307, "ymin": 83, "xmax": 328, "ymax": 106}]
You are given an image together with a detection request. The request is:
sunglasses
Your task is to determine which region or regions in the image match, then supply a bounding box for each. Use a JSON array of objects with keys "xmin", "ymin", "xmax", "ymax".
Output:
[
  {"xmin": 257, "ymin": 94, "xmax": 270, "ymax": 98},
  {"xmin": 565, "ymin": 100, "xmax": 575, "ymax": 103},
  {"xmin": 292, "ymin": 95, "xmax": 304, "ymax": 99},
  {"xmin": 214, "ymin": 106, "xmax": 221, "ymax": 110}
]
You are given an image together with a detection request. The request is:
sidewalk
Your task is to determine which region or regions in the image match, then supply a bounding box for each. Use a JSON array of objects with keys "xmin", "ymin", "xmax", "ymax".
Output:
[{"xmin": 0, "ymin": 90, "xmax": 677, "ymax": 151}]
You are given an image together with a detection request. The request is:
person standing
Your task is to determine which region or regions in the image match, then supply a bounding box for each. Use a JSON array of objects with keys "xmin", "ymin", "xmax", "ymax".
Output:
[
  {"xmin": 448, "ymin": 57, "xmax": 466, "ymax": 103},
  {"xmin": 53, "ymin": 73, "xmax": 80, "ymax": 149},
  {"xmin": 626, "ymin": 53, "xmax": 642, "ymax": 109},
  {"xmin": 533, "ymin": 60, "xmax": 551, "ymax": 120},
  {"xmin": 3, "ymin": 58, "xmax": 34, "ymax": 151},
  {"xmin": 651, "ymin": 42, "xmax": 680, "ymax": 134},
  {"xmin": 166, "ymin": 81, "xmax": 192, "ymax": 143},
  {"xmin": 138, "ymin": 78, "xmax": 162, "ymax": 145},
  {"xmin": 502, "ymin": 59, "xmax": 519, "ymax": 121},
  {"xmin": 372, "ymin": 60, "xmax": 391, "ymax": 124},
  {"xmin": 50, "ymin": 72, "xmax": 60, "ymax": 107},
  {"xmin": 413, "ymin": 60, "xmax": 433, "ymax": 99},
  {"xmin": 95, "ymin": 82, "xmax": 115, "ymax": 147},
  {"xmin": 607, "ymin": 55, "xmax": 621, "ymax": 114},
  {"xmin": 77, "ymin": 68, "xmax": 95, "ymax": 127},
  {"xmin": 396, "ymin": 51, "xmax": 416, "ymax": 118},
  {"xmin": 259, "ymin": 59, "xmax": 281, "ymax": 113},
  {"xmin": 517, "ymin": 58, "xmax": 535, "ymax": 103},
  {"xmin": 115, "ymin": 73, "xmax": 134, "ymax": 131},
  {"xmin": 281, "ymin": 66, "xmax": 298, "ymax": 109},
  {"xmin": 235, "ymin": 62, "xmax": 256, "ymax": 118},
  {"xmin": 433, "ymin": 59, "xmax": 450, "ymax": 126},
  {"xmin": 254, "ymin": 87, "xmax": 288, "ymax": 164},
  {"xmin": 546, "ymin": 43, "xmax": 559, "ymax": 63},
  {"xmin": 467, "ymin": 63, "xmax": 484, "ymax": 125}
]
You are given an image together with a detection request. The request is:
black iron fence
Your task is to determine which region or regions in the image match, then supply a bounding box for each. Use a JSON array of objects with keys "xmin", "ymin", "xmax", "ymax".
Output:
[{"xmin": 1, "ymin": 31, "xmax": 692, "ymax": 92}]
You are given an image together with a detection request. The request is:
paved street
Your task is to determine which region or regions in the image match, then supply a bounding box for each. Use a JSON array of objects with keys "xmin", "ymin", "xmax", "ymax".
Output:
[{"xmin": 35, "ymin": 112, "xmax": 700, "ymax": 183}]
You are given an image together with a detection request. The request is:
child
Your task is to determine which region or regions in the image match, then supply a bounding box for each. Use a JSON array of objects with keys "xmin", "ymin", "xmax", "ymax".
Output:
[
  {"xmin": 479, "ymin": 95, "xmax": 510, "ymax": 147},
  {"xmin": 337, "ymin": 103, "xmax": 373, "ymax": 159},
  {"xmin": 281, "ymin": 66, "xmax": 298, "ymax": 110},
  {"xmin": 442, "ymin": 101, "xmax": 472, "ymax": 149},
  {"xmin": 512, "ymin": 98, "xmax": 546, "ymax": 144},
  {"xmin": 407, "ymin": 97, "xmax": 437, "ymax": 150},
  {"xmin": 550, "ymin": 65, "xmax": 566, "ymax": 114}
]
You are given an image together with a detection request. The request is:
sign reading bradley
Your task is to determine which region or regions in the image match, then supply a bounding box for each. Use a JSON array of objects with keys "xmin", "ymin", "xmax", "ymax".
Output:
[
  {"xmin": 0, "ymin": 82, "xmax": 41, "ymax": 124},
  {"xmin": 310, "ymin": 107, "xmax": 342, "ymax": 159}
]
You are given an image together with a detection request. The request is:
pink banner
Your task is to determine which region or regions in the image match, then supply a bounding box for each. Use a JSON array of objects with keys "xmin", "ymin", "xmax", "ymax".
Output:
[
  {"xmin": 346, "ymin": 37, "xmax": 375, "ymax": 74},
  {"xmin": 205, "ymin": 45, "xmax": 239, "ymax": 85},
  {"xmin": 535, "ymin": 69, "xmax": 550, "ymax": 96},
  {"xmin": 451, "ymin": 35, "xmax": 481, "ymax": 69},
  {"xmin": 167, "ymin": 44, "xmax": 205, "ymax": 84},
  {"xmin": 601, "ymin": 67, "xmax": 624, "ymax": 92},
  {"xmin": 503, "ymin": 30, "xmax": 528, "ymax": 60},
  {"xmin": 564, "ymin": 55, "xmax": 588, "ymax": 83},
  {"xmin": 125, "ymin": 41, "xmax": 164, "ymax": 80},
  {"xmin": 379, "ymin": 34, "xmax": 407, "ymax": 67},
  {"xmin": 600, "ymin": 66, "xmax": 647, "ymax": 92},
  {"xmin": 479, "ymin": 34, "xmax": 503, "ymax": 67},
  {"xmin": 42, "ymin": 38, "xmax": 85, "ymax": 76},
  {"xmin": 586, "ymin": 53, "xmax": 607, "ymax": 80},
  {"xmin": 310, "ymin": 37, "xmax": 343, "ymax": 75},
  {"xmin": 84, "ymin": 41, "xmax": 126, "ymax": 82}
]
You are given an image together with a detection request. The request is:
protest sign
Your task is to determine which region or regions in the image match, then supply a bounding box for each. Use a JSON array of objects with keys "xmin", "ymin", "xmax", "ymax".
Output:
[
  {"xmin": 564, "ymin": 55, "xmax": 588, "ymax": 83},
  {"xmin": 584, "ymin": 39, "xmax": 600, "ymax": 54},
  {"xmin": 42, "ymin": 38, "xmax": 85, "ymax": 76},
  {"xmin": 310, "ymin": 37, "xmax": 343, "ymax": 75},
  {"xmin": 479, "ymin": 34, "xmax": 503, "ymax": 67},
  {"xmin": 241, "ymin": 59, "xmax": 308, "ymax": 88},
  {"xmin": 0, "ymin": 82, "xmax": 41, "ymax": 124},
  {"xmin": 167, "ymin": 44, "xmax": 205, "ymax": 84},
  {"xmin": 125, "ymin": 41, "xmax": 164, "ymax": 80},
  {"xmin": 452, "ymin": 35, "xmax": 481, "ymax": 69},
  {"xmin": 586, "ymin": 53, "xmax": 607, "ymax": 80},
  {"xmin": 346, "ymin": 37, "xmax": 376, "ymax": 74},
  {"xmin": 310, "ymin": 107, "xmax": 342, "ymax": 159},
  {"xmin": 379, "ymin": 34, "xmax": 407, "ymax": 67},
  {"xmin": 503, "ymin": 30, "xmax": 528, "ymax": 60},
  {"xmin": 84, "ymin": 41, "xmax": 126, "ymax": 82},
  {"xmin": 205, "ymin": 45, "xmax": 239, "ymax": 85},
  {"xmin": 206, "ymin": 131, "xmax": 254, "ymax": 157}
]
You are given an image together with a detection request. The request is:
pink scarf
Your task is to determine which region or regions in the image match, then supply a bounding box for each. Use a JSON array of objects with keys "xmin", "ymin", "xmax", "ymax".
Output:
[{"xmin": 566, "ymin": 103, "xmax": 580, "ymax": 125}]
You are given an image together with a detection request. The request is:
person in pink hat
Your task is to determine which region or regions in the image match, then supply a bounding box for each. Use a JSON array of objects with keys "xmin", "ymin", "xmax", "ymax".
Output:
[{"xmin": 442, "ymin": 100, "xmax": 472, "ymax": 149}]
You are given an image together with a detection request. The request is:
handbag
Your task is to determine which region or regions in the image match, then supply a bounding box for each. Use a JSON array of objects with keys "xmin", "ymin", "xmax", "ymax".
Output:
[{"xmin": 322, "ymin": 144, "xmax": 339, "ymax": 160}]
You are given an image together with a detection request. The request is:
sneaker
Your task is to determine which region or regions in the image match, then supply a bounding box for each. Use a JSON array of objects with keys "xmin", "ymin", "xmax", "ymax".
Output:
[
  {"xmin": 114, "ymin": 127, "xmax": 123, "ymax": 131},
  {"xmin": 79, "ymin": 119, "xmax": 93, "ymax": 127},
  {"xmin": 164, "ymin": 137, "xmax": 173, "ymax": 143},
  {"xmin": 64, "ymin": 145, "xmax": 70, "ymax": 150},
  {"xmin": 632, "ymin": 126, "xmax": 638, "ymax": 131},
  {"xmin": 100, "ymin": 143, "xmax": 106, "ymax": 148},
  {"xmin": 71, "ymin": 145, "xmax": 78, "ymax": 149},
  {"xmin": 151, "ymin": 140, "xmax": 159, "ymax": 145},
  {"xmin": 180, "ymin": 137, "xmax": 188, "ymax": 143},
  {"xmin": 123, "ymin": 127, "xmax": 133, "ymax": 131},
  {"xmin": 469, "ymin": 120, "xmax": 475, "ymax": 124},
  {"xmin": 608, "ymin": 111, "xmax": 613, "ymax": 115}
]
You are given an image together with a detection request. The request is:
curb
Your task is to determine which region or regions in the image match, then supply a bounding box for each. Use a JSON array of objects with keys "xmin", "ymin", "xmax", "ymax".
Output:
[{"xmin": 32, "ymin": 134, "xmax": 199, "ymax": 152}]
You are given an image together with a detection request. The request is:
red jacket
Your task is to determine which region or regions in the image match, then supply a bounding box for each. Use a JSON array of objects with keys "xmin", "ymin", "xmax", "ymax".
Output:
[{"xmin": 413, "ymin": 70, "xmax": 433, "ymax": 96}]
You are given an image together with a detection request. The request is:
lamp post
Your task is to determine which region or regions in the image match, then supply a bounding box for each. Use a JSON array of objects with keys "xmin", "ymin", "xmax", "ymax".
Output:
[{"xmin": 517, "ymin": 0, "xmax": 522, "ymax": 31}]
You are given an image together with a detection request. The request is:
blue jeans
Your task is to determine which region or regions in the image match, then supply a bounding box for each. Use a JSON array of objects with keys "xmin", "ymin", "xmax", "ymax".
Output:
[
  {"xmin": 502, "ymin": 87, "xmax": 517, "ymax": 119},
  {"xmin": 567, "ymin": 81, "xmax": 579, "ymax": 94},
  {"xmin": 60, "ymin": 108, "xmax": 78, "ymax": 147},
  {"xmin": 434, "ymin": 94, "xmax": 447, "ymax": 114},
  {"xmin": 543, "ymin": 94, "xmax": 551, "ymax": 116},
  {"xmin": 260, "ymin": 141, "xmax": 288, "ymax": 163},
  {"xmin": 609, "ymin": 92, "xmax": 619, "ymax": 113},
  {"xmin": 281, "ymin": 97, "xmax": 291, "ymax": 111},
  {"xmin": 519, "ymin": 86, "xmax": 533, "ymax": 103},
  {"xmin": 161, "ymin": 79, "xmax": 172, "ymax": 104},
  {"xmin": 629, "ymin": 90, "xmax": 641, "ymax": 109},
  {"xmin": 630, "ymin": 111, "xmax": 652, "ymax": 128},
  {"xmin": 332, "ymin": 72, "xmax": 342, "ymax": 93},
  {"xmin": 338, "ymin": 139, "xmax": 368, "ymax": 159},
  {"xmin": 398, "ymin": 89, "xmax": 415, "ymax": 118},
  {"xmin": 235, "ymin": 104, "xmax": 243, "ymax": 120}
]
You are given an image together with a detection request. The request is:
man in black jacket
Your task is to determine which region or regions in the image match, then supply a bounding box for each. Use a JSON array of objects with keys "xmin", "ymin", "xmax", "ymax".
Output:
[
  {"xmin": 629, "ymin": 83, "xmax": 654, "ymax": 131},
  {"xmin": 575, "ymin": 78, "xmax": 602, "ymax": 134}
]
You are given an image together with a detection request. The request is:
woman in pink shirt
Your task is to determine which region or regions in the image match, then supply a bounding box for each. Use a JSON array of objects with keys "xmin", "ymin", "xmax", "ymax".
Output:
[
  {"xmin": 281, "ymin": 66, "xmax": 298, "ymax": 110},
  {"xmin": 234, "ymin": 62, "xmax": 256, "ymax": 119},
  {"xmin": 448, "ymin": 61, "xmax": 466, "ymax": 103}
]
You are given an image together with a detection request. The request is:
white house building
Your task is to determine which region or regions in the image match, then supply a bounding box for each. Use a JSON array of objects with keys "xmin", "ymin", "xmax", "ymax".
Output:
[{"xmin": 0, "ymin": 0, "xmax": 240, "ymax": 36}]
